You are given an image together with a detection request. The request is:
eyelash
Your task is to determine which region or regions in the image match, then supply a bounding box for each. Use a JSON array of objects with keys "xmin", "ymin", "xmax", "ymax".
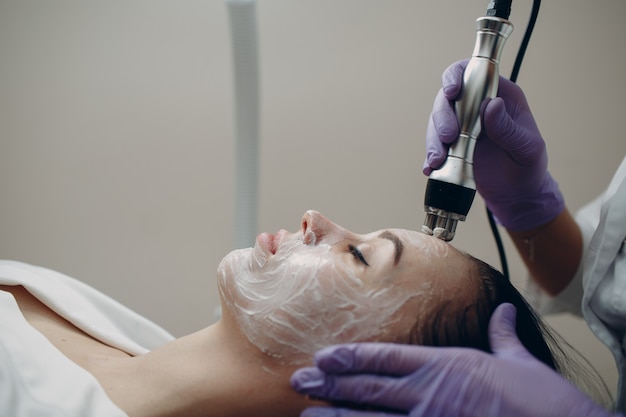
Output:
[{"xmin": 348, "ymin": 244, "xmax": 369, "ymax": 267}]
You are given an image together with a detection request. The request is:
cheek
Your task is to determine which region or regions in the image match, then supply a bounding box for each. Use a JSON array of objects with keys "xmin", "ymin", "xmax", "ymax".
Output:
[{"xmin": 217, "ymin": 243, "xmax": 420, "ymax": 364}]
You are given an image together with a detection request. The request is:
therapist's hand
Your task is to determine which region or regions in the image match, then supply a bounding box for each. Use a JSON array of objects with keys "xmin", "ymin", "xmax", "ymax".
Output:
[
  {"xmin": 291, "ymin": 303, "xmax": 616, "ymax": 417},
  {"xmin": 423, "ymin": 60, "xmax": 565, "ymax": 232}
]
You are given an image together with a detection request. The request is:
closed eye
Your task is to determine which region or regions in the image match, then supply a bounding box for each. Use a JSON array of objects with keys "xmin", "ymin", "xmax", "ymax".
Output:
[{"xmin": 348, "ymin": 244, "xmax": 369, "ymax": 267}]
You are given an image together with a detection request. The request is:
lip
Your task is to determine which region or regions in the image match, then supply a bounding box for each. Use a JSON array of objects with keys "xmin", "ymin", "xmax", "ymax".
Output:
[
  {"xmin": 256, "ymin": 229, "xmax": 289, "ymax": 255},
  {"xmin": 256, "ymin": 232, "xmax": 275, "ymax": 255}
]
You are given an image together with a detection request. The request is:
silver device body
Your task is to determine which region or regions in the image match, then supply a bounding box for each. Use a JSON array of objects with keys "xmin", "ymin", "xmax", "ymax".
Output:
[{"xmin": 423, "ymin": 16, "xmax": 513, "ymax": 241}]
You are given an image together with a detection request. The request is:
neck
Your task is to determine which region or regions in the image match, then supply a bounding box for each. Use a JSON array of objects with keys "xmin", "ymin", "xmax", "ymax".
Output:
[{"xmin": 107, "ymin": 320, "xmax": 320, "ymax": 417}]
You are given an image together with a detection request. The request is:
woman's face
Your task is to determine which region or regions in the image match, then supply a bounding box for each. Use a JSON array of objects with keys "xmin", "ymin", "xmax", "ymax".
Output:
[{"xmin": 217, "ymin": 210, "xmax": 470, "ymax": 364}]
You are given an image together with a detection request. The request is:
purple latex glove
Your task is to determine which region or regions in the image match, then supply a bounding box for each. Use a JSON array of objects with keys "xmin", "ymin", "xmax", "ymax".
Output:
[
  {"xmin": 423, "ymin": 60, "xmax": 565, "ymax": 232},
  {"xmin": 291, "ymin": 303, "xmax": 618, "ymax": 417}
]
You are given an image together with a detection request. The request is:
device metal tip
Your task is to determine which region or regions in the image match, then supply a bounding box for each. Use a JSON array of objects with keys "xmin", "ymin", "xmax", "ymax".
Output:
[
  {"xmin": 421, "ymin": 224, "xmax": 452, "ymax": 241},
  {"xmin": 422, "ymin": 211, "xmax": 460, "ymax": 242}
]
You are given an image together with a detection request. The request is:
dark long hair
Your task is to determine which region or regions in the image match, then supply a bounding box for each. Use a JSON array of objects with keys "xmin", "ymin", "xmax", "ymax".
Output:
[{"xmin": 407, "ymin": 255, "xmax": 612, "ymax": 406}]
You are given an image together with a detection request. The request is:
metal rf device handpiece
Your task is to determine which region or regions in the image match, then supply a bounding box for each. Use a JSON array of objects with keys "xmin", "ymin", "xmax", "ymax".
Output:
[{"xmin": 422, "ymin": 1, "xmax": 514, "ymax": 241}]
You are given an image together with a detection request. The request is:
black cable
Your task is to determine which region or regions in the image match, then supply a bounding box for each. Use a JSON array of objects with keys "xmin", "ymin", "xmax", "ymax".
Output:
[
  {"xmin": 487, "ymin": 0, "xmax": 541, "ymax": 280},
  {"xmin": 510, "ymin": 0, "xmax": 541, "ymax": 83}
]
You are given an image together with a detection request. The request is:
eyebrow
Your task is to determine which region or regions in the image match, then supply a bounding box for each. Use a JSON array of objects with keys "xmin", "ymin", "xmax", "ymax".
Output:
[{"xmin": 378, "ymin": 231, "xmax": 404, "ymax": 266}]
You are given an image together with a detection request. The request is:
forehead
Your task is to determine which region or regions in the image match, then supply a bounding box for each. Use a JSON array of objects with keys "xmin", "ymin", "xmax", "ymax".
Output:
[
  {"xmin": 373, "ymin": 228, "xmax": 468, "ymax": 284},
  {"xmin": 367, "ymin": 228, "xmax": 453, "ymax": 258}
]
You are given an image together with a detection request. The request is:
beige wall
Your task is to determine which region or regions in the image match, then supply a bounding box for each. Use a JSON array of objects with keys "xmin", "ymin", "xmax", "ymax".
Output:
[{"xmin": 1, "ymin": 0, "xmax": 624, "ymax": 396}]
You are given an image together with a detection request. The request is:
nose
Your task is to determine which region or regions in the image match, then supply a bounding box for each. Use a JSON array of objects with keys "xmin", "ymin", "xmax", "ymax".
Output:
[{"xmin": 301, "ymin": 210, "xmax": 348, "ymax": 244}]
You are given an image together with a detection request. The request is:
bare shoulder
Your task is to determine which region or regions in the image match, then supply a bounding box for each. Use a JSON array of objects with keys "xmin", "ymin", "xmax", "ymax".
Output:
[{"xmin": 0, "ymin": 283, "xmax": 132, "ymax": 362}]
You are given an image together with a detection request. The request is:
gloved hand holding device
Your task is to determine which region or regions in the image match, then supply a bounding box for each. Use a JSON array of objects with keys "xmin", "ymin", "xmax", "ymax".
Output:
[
  {"xmin": 423, "ymin": 60, "xmax": 565, "ymax": 232},
  {"xmin": 291, "ymin": 303, "xmax": 620, "ymax": 417}
]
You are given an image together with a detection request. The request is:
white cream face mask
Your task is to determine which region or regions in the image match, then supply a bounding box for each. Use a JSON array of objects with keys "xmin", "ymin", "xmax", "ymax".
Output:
[{"xmin": 217, "ymin": 238, "xmax": 417, "ymax": 365}]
